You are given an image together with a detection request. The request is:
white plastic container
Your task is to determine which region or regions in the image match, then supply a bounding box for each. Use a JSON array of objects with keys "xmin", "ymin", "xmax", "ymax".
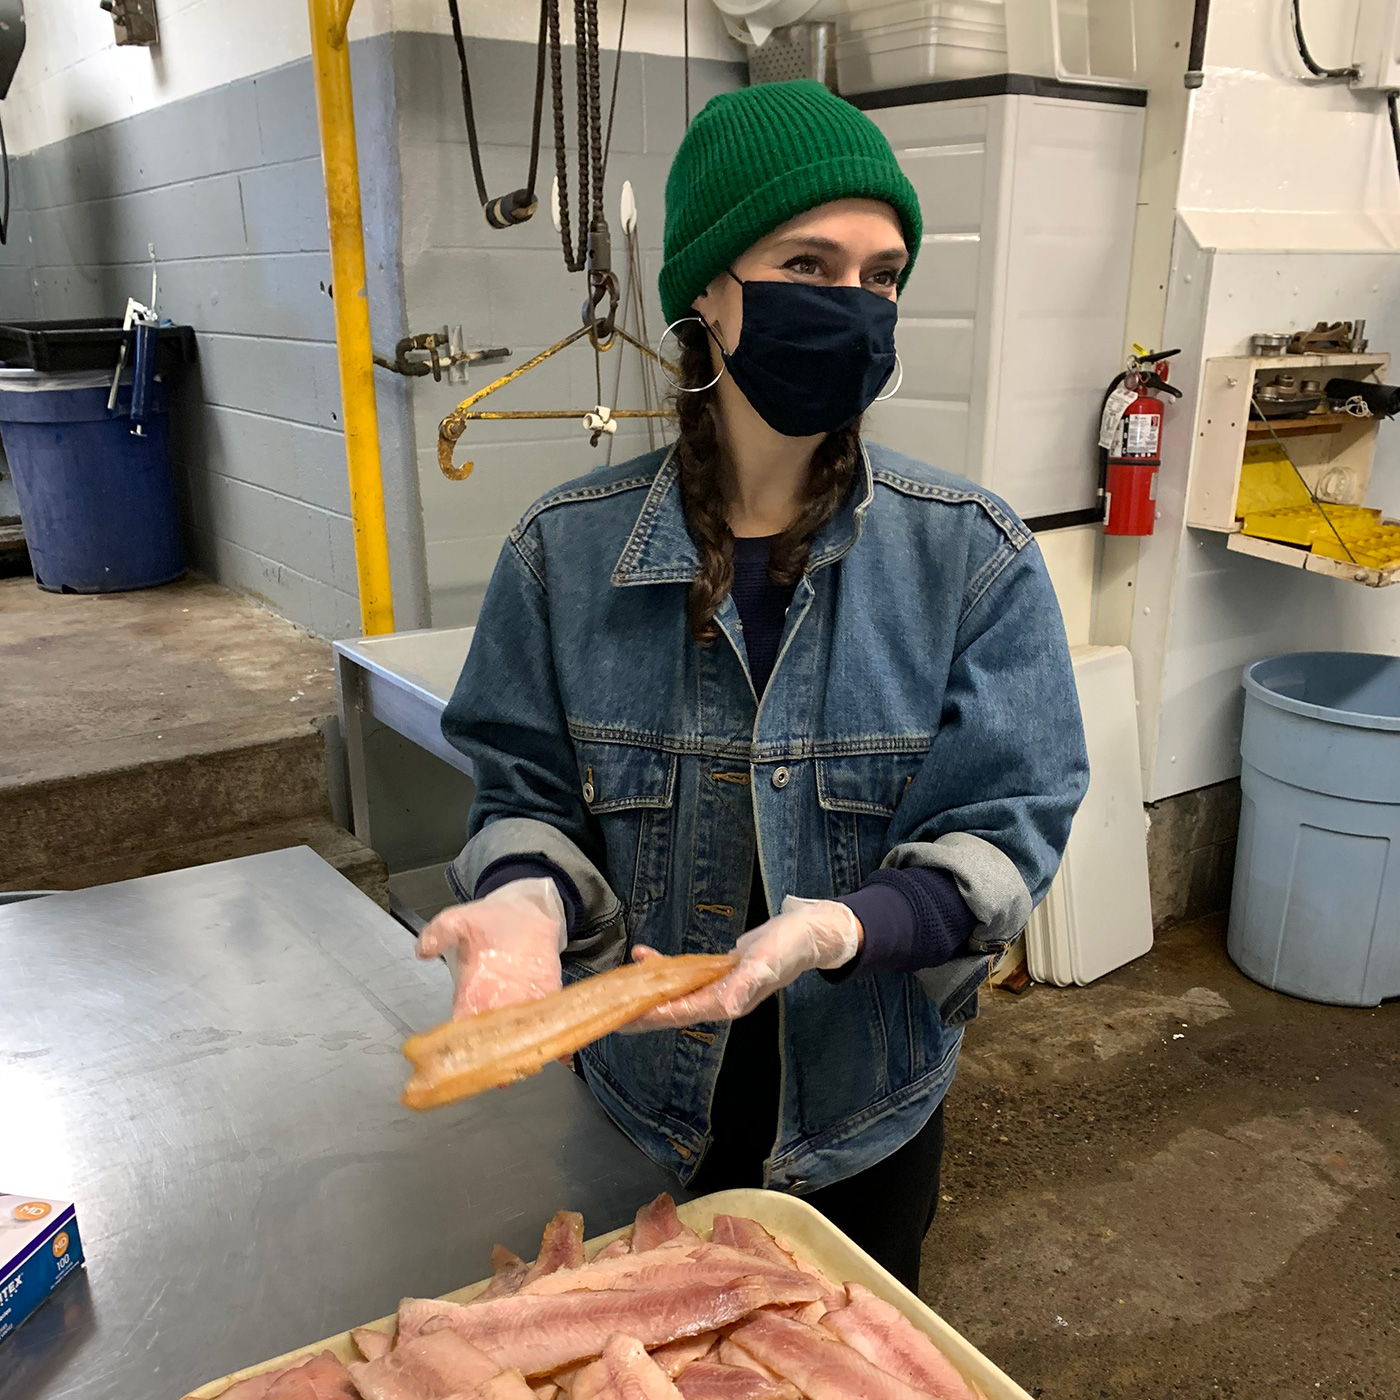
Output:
[
  {"xmin": 839, "ymin": 0, "xmax": 1007, "ymax": 35},
  {"xmin": 1003, "ymin": 0, "xmax": 1139, "ymax": 87},
  {"xmin": 836, "ymin": 21, "xmax": 1008, "ymax": 93}
]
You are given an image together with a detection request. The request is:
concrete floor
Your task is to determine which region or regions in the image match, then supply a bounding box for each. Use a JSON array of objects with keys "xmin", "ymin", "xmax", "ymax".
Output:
[
  {"xmin": 926, "ymin": 916, "xmax": 1398, "ymax": 1400},
  {"xmin": 0, "ymin": 572, "xmax": 336, "ymax": 790}
]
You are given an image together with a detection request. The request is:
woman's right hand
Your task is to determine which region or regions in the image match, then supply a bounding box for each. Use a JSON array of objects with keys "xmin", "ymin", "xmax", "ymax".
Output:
[{"xmin": 416, "ymin": 878, "xmax": 566, "ymax": 1019}]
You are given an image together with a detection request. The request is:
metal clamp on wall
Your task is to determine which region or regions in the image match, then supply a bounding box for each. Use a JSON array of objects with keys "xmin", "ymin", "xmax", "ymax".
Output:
[{"xmin": 373, "ymin": 329, "xmax": 510, "ymax": 385}]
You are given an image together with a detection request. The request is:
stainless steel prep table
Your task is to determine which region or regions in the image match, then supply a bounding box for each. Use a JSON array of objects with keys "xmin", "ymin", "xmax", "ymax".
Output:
[
  {"xmin": 0, "ymin": 847, "xmax": 677, "ymax": 1400},
  {"xmin": 333, "ymin": 627, "xmax": 476, "ymax": 924}
]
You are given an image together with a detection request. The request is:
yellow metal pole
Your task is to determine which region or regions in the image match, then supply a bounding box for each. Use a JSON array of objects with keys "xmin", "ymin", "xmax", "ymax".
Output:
[{"xmin": 307, "ymin": 0, "xmax": 395, "ymax": 635}]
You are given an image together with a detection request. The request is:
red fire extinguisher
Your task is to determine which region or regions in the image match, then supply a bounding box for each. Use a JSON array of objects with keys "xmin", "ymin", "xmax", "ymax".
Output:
[{"xmin": 1100, "ymin": 348, "xmax": 1181, "ymax": 537}]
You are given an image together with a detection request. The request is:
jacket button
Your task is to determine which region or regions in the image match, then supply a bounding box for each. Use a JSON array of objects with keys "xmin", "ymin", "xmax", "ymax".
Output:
[
  {"xmin": 582, "ymin": 780, "xmax": 595, "ymax": 803},
  {"xmin": 771, "ymin": 766, "xmax": 790, "ymax": 789}
]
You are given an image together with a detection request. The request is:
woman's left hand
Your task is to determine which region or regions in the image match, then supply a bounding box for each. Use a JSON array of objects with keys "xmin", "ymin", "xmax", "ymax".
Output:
[{"xmin": 621, "ymin": 896, "xmax": 863, "ymax": 1031}]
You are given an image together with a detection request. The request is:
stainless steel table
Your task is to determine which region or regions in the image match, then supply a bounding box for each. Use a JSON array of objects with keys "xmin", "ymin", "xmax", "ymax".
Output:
[
  {"xmin": 334, "ymin": 626, "xmax": 475, "ymax": 834},
  {"xmin": 333, "ymin": 628, "xmax": 476, "ymax": 925},
  {"xmin": 0, "ymin": 848, "xmax": 676, "ymax": 1400}
]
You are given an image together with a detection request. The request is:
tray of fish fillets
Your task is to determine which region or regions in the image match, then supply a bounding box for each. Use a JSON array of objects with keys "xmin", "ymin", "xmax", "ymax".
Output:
[{"xmin": 185, "ymin": 1188, "xmax": 1029, "ymax": 1400}]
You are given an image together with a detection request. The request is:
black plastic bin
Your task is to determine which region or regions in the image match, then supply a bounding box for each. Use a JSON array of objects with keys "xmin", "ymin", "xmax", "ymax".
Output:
[{"xmin": 0, "ymin": 319, "xmax": 197, "ymax": 374}]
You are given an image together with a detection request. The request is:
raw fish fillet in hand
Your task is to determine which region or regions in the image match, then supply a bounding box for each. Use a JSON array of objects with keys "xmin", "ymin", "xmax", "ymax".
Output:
[{"xmin": 401, "ymin": 953, "xmax": 737, "ymax": 1109}]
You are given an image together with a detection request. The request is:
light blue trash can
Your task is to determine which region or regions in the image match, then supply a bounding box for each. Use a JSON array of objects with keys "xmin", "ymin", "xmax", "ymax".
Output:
[{"xmin": 1229, "ymin": 652, "xmax": 1400, "ymax": 1006}]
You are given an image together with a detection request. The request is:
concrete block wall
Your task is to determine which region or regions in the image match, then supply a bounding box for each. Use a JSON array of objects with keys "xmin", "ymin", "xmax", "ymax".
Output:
[
  {"xmin": 0, "ymin": 37, "xmax": 427, "ymax": 638},
  {"xmin": 393, "ymin": 33, "xmax": 745, "ymax": 625}
]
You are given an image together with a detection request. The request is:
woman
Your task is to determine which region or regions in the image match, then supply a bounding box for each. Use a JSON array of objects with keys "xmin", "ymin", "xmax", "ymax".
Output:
[{"xmin": 422, "ymin": 79, "xmax": 1088, "ymax": 1289}]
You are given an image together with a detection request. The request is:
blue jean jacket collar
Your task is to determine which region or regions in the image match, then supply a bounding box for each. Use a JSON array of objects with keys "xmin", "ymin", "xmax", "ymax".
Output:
[{"xmin": 610, "ymin": 443, "xmax": 876, "ymax": 588}]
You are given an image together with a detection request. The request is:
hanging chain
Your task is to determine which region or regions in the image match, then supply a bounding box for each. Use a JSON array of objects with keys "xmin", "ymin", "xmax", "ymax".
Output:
[
  {"xmin": 546, "ymin": 0, "xmax": 605, "ymax": 274},
  {"xmin": 544, "ymin": 0, "xmax": 619, "ymax": 346}
]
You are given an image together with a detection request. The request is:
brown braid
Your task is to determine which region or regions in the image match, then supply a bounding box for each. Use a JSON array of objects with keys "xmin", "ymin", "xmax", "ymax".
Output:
[{"xmin": 671, "ymin": 318, "xmax": 861, "ymax": 645}]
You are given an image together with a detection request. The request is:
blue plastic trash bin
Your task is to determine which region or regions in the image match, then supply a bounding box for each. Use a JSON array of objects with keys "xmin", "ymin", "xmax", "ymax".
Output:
[
  {"xmin": 0, "ymin": 368, "xmax": 183, "ymax": 592},
  {"xmin": 1229, "ymin": 652, "xmax": 1400, "ymax": 1006}
]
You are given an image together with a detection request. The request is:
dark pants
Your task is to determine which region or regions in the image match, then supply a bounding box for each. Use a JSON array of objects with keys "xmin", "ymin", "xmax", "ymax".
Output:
[{"xmin": 688, "ymin": 994, "xmax": 945, "ymax": 1292}]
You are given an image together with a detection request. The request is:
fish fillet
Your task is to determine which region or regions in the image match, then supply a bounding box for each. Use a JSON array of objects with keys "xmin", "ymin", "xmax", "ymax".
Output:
[
  {"xmin": 228, "ymin": 1351, "xmax": 354, "ymax": 1400},
  {"xmin": 531, "ymin": 1385, "xmax": 560, "ymax": 1400},
  {"xmin": 776, "ymin": 1301, "xmax": 829, "ymax": 1327},
  {"xmin": 708, "ymin": 1218, "xmax": 791, "ymax": 1269},
  {"xmin": 648, "ymin": 1330, "xmax": 719, "ymax": 1377},
  {"xmin": 419, "ymin": 1274, "xmax": 821, "ymax": 1377},
  {"xmin": 343, "ymin": 1370, "xmax": 428, "ymax": 1400},
  {"xmin": 632, "ymin": 1194, "xmax": 700, "ymax": 1252},
  {"xmin": 351, "ymin": 1327, "xmax": 394, "ymax": 1362},
  {"xmin": 570, "ymin": 1334, "xmax": 685, "ymax": 1400},
  {"xmin": 522, "ymin": 1211, "xmax": 585, "ymax": 1283},
  {"xmin": 473, "ymin": 1373, "xmax": 539, "ymax": 1400},
  {"xmin": 819, "ymin": 1284, "xmax": 977, "ymax": 1400},
  {"xmin": 480, "ymin": 1246, "xmax": 531, "ymax": 1301},
  {"xmin": 595, "ymin": 1237, "xmax": 632, "ymax": 1260},
  {"xmin": 710, "ymin": 1217, "xmax": 837, "ymax": 1295},
  {"xmin": 398, "ymin": 1296, "xmax": 462, "ymax": 1343},
  {"xmin": 672, "ymin": 1363, "xmax": 800, "ymax": 1400},
  {"xmin": 727, "ymin": 1313, "xmax": 936, "ymax": 1400},
  {"xmin": 402, "ymin": 954, "xmax": 738, "ymax": 1109},
  {"xmin": 350, "ymin": 1329, "xmax": 502, "ymax": 1400},
  {"xmin": 714, "ymin": 1342, "xmax": 779, "ymax": 1381},
  {"xmin": 518, "ymin": 1243, "xmax": 815, "ymax": 1299}
]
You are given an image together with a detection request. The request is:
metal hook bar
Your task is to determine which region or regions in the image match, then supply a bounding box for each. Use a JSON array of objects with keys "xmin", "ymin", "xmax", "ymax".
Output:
[{"xmin": 438, "ymin": 323, "xmax": 677, "ymax": 479}]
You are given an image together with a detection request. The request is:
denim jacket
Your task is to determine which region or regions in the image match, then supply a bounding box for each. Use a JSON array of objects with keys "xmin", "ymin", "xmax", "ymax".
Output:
[{"xmin": 442, "ymin": 441, "xmax": 1087, "ymax": 1192}]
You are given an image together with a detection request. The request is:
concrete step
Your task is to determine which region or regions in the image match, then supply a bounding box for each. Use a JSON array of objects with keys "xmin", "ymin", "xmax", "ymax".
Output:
[
  {"xmin": 0, "ymin": 573, "xmax": 388, "ymax": 905},
  {"xmin": 0, "ymin": 729, "xmax": 337, "ymax": 884},
  {"xmin": 5, "ymin": 816, "xmax": 390, "ymax": 909}
]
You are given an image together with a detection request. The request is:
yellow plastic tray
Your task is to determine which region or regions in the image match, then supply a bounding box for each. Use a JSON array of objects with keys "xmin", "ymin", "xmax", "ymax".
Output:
[{"xmin": 182, "ymin": 1188, "xmax": 1030, "ymax": 1400}]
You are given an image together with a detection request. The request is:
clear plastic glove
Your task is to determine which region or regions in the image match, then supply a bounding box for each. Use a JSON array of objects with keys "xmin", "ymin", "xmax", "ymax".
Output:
[
  {"xmin": 416, "ymin": 878, "xmax": 567, "ymax": 1020},
  {"xmin": 622, "ymin": 895, "xmax": 862, "ymax": 1032}
]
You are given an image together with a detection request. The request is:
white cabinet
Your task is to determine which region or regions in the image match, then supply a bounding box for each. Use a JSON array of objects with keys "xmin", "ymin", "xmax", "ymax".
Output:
[{"xmin": 858, "ymin": 85, "xmax": 1144, "ymax": 521}]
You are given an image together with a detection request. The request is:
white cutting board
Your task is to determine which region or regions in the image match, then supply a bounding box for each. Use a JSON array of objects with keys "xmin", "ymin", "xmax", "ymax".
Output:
[{"xmin": 1029, "ymin": 645, "xmax": 1153, "ymax": 986}]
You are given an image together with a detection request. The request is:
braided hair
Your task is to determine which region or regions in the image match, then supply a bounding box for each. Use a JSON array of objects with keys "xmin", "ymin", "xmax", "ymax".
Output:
[{"xmin": 672, "ymin": 318, "xmax": 860, "ymax": 645}]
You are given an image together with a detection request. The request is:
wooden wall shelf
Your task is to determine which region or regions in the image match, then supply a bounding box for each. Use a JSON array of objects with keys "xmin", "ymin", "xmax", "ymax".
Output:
[
  {"xmin": 1186, "ymin": 351, "xmax": 1398, "ymax": 587},
  {"xmin": 1245, "ymin": 414, "xmax": 1357, "ymax": 438}
]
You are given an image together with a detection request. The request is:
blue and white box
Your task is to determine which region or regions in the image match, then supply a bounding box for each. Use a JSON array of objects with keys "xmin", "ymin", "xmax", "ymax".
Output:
[{"xmin": 0, "ymin": 1193, "xmax": 84, "ymax": 1344}]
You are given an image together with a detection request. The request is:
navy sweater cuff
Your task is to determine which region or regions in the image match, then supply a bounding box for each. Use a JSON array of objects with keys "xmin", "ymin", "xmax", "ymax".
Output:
[
  {"xmin": 827, "ymin": 867, "xmax": 976, "ymax": 980},
  {"xmin": 472, "ymin": 855, "xmax": 582, "ymax": 938}
]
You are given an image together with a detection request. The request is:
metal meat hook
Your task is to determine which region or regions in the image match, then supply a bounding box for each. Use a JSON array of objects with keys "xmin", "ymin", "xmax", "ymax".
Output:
[{"xmin": 437, "ymin": 321, "xmax": 676, "ymax": 481}]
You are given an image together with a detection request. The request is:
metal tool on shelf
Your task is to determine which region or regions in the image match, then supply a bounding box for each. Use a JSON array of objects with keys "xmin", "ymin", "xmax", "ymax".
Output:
[{"xmin": 1288, "ymin": 319, "xmax": 1368, "ymax": 354}]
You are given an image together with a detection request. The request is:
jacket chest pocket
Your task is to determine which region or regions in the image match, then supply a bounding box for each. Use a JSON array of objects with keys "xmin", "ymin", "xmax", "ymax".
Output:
[
  {"xmin": 816, "ymin": 750, "xmax": 926, "ymax": 892},
  {"xmin": 575, "ymin": 740, "xmax": 677, "ymax": 917}
]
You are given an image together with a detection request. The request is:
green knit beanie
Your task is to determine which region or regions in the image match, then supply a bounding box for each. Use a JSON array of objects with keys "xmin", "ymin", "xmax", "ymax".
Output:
[{"xmin": 659, "ymin": 79, "xmax": 922, "ymax": 326}]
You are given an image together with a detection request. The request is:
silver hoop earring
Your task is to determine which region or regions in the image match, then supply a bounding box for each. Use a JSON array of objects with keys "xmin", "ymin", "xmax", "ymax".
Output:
[
  {"xmin": 656, "ymin": 315, "xmax": 725, "ymax": 393},
  {"xmin": 873, "ymin": 352, "xmax": 903, "ymax": 404}
]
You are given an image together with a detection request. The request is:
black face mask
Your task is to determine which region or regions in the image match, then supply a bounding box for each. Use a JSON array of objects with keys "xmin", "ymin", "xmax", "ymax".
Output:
[{"xmin": 717, "ymin": 274, "xmax": 899, "ymax": 438}]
